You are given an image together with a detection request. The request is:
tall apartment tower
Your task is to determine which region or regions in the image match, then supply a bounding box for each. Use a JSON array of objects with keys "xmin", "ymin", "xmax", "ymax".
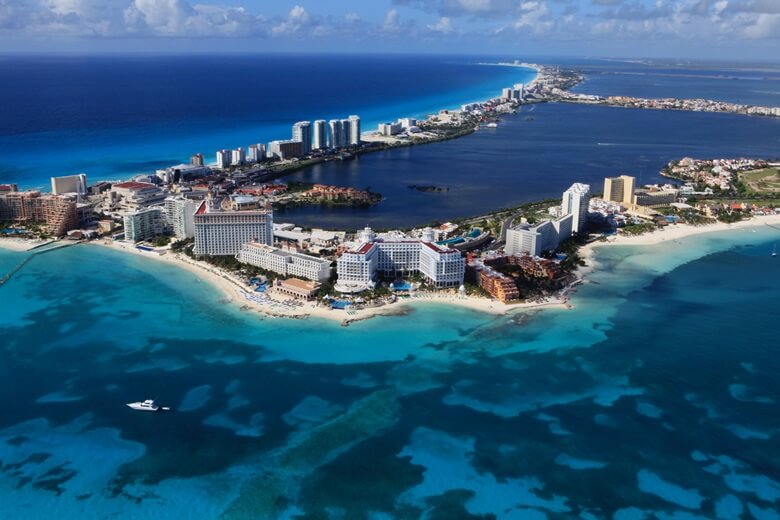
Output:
[
  {"xmin": 328, "ymin": 119, "xmax": 343, "ymax": 149},
  {"xmin": 312, "ymin": 120, "xmax": 327, "ymax": 150},
  {"xmin": 603, "ymin": 175, "xmax": 636, "ymax": 206},
  {"xmin": 292, "ymin": 121, "xmax": 312, "ymax": 155},
  {"xmin": 216, "ymin": 150, "xmax": 231, "ymax": 169},
  {"xmin": 190, "ymin": 153, "xmax": 204, "ymax": 166},
  {"xmin": 340, "ymin": 118, "xmax": 351, "ymax": 147},
  {"xmin": 561, "ymin": 183, "xmax": 591, "ymax": 234},
  {"xmin": 348, "ymin": 115, "xmax": 361, "ymax": 146}
]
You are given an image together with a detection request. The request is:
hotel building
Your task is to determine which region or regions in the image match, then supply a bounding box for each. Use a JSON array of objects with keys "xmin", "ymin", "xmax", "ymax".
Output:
[
  {"xmin": 0, "ymin": 191, "xmax": 78, "ymax": 236},
  {"xmin": 164, "ymin": 196, "xmax": 199, "ymax": 239},
  {"xmin": 51, "ymin": 173, "xmax": 87, "ymax": 196},
  {"xmin": 603, "ymin": 175, "xmax": 636, "ymax": 205},
  {"xmin": 123, "ymin": 207, "xmax": 165, "ymax": 243},
  {"xmin": 505, "ymin": 214, "xmax": 573, "ymax": 257},
  {"xmin": 268, "ymin": 140, "xmax": 304, "ymax": 160},
  {"xmin": 561, "ymin": 182, "xmax": 591, "ymax": 234},
  {"xmin": 328, "ymin": 120, "xmax": 344, "ymax": 148},
  {"xmin": 193, "ymin": 196, "xmax": 273, "ymax": 256},
  {"xmin": 108, "ymin": 182, "xmax": 167, "ymax": 214},
  {"xmin": 336, "ymin": 227, "xmax": 465, "ymax": 292},
  {"xmin": 236, "ymin": 243, "xmax": 331, "ymax": 282},
  {"xmin": 190, "ymin": 153, "xmax": 204, "ymax": 166}
]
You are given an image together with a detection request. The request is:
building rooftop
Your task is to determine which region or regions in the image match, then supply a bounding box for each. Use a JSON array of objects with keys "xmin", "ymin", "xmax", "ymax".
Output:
[{"xmin": 113, "ymin": 181, "xmax": 157, "ymax": 191}]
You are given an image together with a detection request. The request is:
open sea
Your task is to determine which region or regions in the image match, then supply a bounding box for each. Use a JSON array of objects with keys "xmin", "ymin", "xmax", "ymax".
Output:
[{"xmin": 2, "ymin": 54, "xmax": 780, "ymax": 518}]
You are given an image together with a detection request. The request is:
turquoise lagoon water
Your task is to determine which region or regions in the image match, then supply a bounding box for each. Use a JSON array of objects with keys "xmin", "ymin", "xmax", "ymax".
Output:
[{"xmin": 1, "ymin": 225, "xmax": 780, "ymax": 518}]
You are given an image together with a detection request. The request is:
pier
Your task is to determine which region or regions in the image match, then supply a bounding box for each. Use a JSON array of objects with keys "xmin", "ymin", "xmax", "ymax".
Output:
[{"xmin": 0, "ymin": 240, "xmax": 80, "ymax": 287}]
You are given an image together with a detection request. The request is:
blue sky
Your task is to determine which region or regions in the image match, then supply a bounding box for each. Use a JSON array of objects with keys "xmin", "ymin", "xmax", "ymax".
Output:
[{"xmin": 1, "ymin": 0, "xmax": 778, "ymax": 60}]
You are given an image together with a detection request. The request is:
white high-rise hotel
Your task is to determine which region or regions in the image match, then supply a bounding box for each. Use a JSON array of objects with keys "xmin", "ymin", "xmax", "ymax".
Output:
[
  {"xmin": 562, "ymin": 182, "xmax": 591, "ymax": 234},
  {"xmin": 193, "ymin": 195, "xmax": 273, "ymax": 256},
  {"xmin": 336, "ymin": 227, "xmax": 465, "ymax": 291}
]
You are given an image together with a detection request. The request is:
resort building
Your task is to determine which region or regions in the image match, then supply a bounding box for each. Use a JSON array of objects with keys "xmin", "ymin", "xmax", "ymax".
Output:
[
  {"xmin": 378, "ymin": 122, "xmax": 402, "ymax": 136},
  {"xmin": 123, "ymin": 207, "xmax": 165, "ymax": 243},
  {"xmin": 312, "ymin": 120, "xmax": 327, "ymax": 150},
  {"xmin": 505, "ymin": 214, "xmax": 573, "ymax": 257},
  {"xmin": 348, "ymin": 115, "xmax": 361, "ymax": 146},
  {"xmin": 267, "ymin": 140, "xmax": 304, "ymax": 160},
  {"xmin": 236, "ymin": 243, "xmax": 331, "ymax": 282},
  {"xmin": 193, "ymin": 196, "xmax": 273, "ymax": 256},
  {"xmin": 633, "ymin": 188, "xmax": 679, "ymax": 208},
  {"xmin": 108, "ymin": 182, "xmax": 168, "ymax": 213},
  {"xmin": 336, "ymin": 227, "xmax": 465, "ymax": 292},
  {"xmin": 51, "ymin": 173, "xmax": 87, "ymax": 196},
  {"xmin": 603, "ymin": 175, "xmax": 636, "ymax": 206},
  {"xmin": 292, "ymin": 121, "xmax": 312, "ymax": 155},
  {"xmin": 190, "ymin": 153, "xmax": 204, "ymax": 166},
  {"xmin": 273, "ymin": 278, "xmax": 321, "ymax": 301},
  {"xmin": 561, "ymin": 182, "xmax": 591, "ymax": 233},
  {"xmin": 164, "ymin": 196, "xmax": 199, "ymax": 239},
  {"xmin": 0, "ymin": 191, "xmax": 78, "ymax": 236}
]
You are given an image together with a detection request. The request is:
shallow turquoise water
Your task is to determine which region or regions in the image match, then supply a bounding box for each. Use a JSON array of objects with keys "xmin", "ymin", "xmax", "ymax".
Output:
[{"xmin": 1, "ymin": 225, "xmax": 779, "ymax": 518}]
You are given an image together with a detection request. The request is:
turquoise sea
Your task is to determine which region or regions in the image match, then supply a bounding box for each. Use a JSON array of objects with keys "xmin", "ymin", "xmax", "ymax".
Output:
[{"xmin": 1, "ymin": 224, "xmax": 780, "ymax": 518}]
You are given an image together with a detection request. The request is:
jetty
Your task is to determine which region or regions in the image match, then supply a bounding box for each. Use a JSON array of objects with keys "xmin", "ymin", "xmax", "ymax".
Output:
[{"xmin": 0, "ymin": 240, "xmax": 80, "ymax": 287}]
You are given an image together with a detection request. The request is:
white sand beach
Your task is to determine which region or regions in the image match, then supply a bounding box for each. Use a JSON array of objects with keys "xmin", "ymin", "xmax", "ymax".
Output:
[
  {"xmin": 0, "ymin": 237, "xmax": 49, "ymax": 251},
  {"xmin": 579, "ymin": 213, "xmax": 780, "ymax": 269}
]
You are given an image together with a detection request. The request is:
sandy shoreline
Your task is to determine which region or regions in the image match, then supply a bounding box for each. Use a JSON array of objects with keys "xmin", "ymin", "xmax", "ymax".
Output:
[
  {"xmin": 0, "ymin": 237, "xmax": 50, "ymax": 252},
  {"xmin": 91, "ymin": 240, "xmax": 567, "ymax": 325},
  {"xmin": 578, "ymin": 213, "xmax": 780, "ymax": 269},
  {"xmin": 8, "ymin": 213, "xmax": 779, "ymax": 325}
]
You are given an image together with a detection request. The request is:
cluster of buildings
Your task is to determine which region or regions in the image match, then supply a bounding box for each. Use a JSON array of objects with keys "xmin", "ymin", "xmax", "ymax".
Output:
[
  {"xmin": 0, "ymin": 174, "xmax": 96, "ymax": 236},
  {"xmin": 505, "ymin": 183, "xmax": 590, "ymax": 257},
  {"xmin": 501, "ymin": 83, "xmax": 525, "ymax": 102},
  {"xmin": 211, "ymin": 115, "xmax": 362, "ymax": 167},
  {"xmin": 298, "ymin": 184, "xmax": 376, "ymax": 204},
  {"xmin": 557, "ymin": 94, "xmax": 780, "ymax": 119},
  {"xmin": 663, "ymin": 157, "xmax": 771, "ymax": 192},
  {"xmin": 335, "ymin": 227, "xmax": 466, "ymax": 294},
  {"xmin": 468, "ymin": 254, "xmax": 565, "ymax": 303}
]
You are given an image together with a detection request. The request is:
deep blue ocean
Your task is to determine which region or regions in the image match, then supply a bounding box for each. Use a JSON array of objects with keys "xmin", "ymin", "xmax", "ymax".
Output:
[
  {"xmin": 1, "ymin": 227, "xmax": 779, "ymax": 518},
  {"xmin": 0, "ymin": 54, "xmax": 534, "ymax": 189}
]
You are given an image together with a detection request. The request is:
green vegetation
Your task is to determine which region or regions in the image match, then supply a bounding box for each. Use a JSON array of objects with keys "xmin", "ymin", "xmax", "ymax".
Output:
[
  {"xmin": 717, "ymin": 211, "xmax": 744, "ymax": 224},
  {"xmin": 620, "ymin": 222, "xmax": 657, "ymax": 236},
  {"xmin": 151, "ymin": 235, "xmax": 171, "ymax": 247},
  {"xmin": 739, "ymin": 167, "xmax": 780, "ymax": 196}
]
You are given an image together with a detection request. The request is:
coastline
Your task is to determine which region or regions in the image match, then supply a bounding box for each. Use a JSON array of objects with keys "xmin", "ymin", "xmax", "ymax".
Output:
[
  {"xmin": 0, "ymin": 237, "xmax": 48, "ymax": 252},
  {"xmin": 91, "ymin": 240, "xmax": 566, "ymax": 326},
  {"xmin": 578, "ymin": 213, "xmax": 780, "ymax": 271}
]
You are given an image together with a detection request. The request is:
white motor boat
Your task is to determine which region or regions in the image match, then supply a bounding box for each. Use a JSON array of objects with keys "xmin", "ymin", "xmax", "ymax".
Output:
[{"xmin": 126, "ymin": 399, "xmax": 170, "ymax": 412}]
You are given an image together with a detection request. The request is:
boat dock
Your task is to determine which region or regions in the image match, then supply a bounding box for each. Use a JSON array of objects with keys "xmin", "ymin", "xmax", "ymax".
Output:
[{"xmin": 0, "ymin": 240, "xmax": 80, "ymax": 287}]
